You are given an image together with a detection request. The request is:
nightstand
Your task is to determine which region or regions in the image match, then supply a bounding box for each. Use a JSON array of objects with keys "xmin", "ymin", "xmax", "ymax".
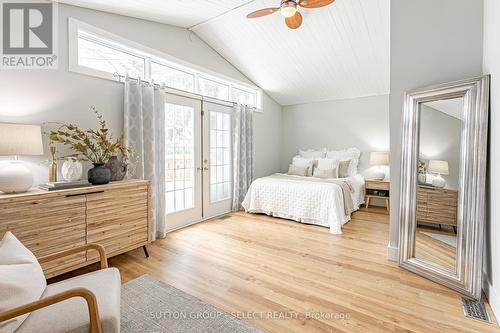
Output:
[{"xmin": 365, "ymin": 180, "xmax": 390, "ymax": 212}]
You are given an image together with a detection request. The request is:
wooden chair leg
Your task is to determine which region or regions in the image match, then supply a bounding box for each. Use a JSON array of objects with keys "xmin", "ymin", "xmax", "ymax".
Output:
[
  {"xmin": 365, "ymin": 197, "xmax": 371, "ymax": 209},
  {"xmin": 385, "ymin": 198, "xmax": 390, "ymax": 212}
]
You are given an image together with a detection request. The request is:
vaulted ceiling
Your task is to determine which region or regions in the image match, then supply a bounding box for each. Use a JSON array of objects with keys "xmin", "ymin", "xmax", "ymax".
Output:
[{"xmin": 58, "ymin": 0, "xmax": 390, "ymax": 106}]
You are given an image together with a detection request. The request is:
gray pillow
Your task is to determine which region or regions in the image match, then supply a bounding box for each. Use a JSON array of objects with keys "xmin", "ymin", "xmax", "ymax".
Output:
[
  {"xmin": 313, "ymin": 168, "xmax": 337, "ymax": 179},
  {"xmin": 288, "ymin": 164, "xmax": 309, "ymax": 176},
  {"xmin": 338, "ymin": 160, "xmax": 351, "ymax": 178}
]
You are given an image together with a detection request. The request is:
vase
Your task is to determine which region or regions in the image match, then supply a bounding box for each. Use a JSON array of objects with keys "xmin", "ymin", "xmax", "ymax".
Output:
[
  {"xmin": 88, "ymin": 163, "xmax": 111, "ymax": 185},
  {"xmin": 61, "ymin": 157, "xmax": 83, "ymax": 182},
  {"xmin": 105, "ymin": 156, "xmax": 128, "ymax": 181},
  {"xmin": 418, "ymin": 173, "xmax": 427, "ymax": 184},
  {"xmin": 49, "ymin": 146, "xmax": 57, "ymax": 182}
]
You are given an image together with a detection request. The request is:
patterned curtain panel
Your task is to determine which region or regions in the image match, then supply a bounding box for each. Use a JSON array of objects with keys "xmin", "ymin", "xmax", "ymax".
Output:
[
  {"xmin": 232, "ymin": 104, "xmax": 254, "ymax": 211},
  {"xmin": 124, "ymin": 79, "xmax": 166, "ymax": 239}
]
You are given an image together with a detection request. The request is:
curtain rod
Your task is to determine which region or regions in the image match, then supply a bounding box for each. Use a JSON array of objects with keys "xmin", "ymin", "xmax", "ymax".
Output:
[{"xmin": 113, "ymin": 72, "xmax": 238, "ymax": 107}]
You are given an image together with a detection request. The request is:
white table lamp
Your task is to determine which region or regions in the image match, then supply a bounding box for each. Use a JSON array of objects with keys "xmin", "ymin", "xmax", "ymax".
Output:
[
  {"xmin": 428, "ymin": 159, "xmax": 449, "ymax": 188},
  {"xmin": 0, "ymin": 123, "xmax": 44, "ymax": 193},
  {"xmin": 369, "ymin": 151, "xmax": 389, "ymax": 180}
]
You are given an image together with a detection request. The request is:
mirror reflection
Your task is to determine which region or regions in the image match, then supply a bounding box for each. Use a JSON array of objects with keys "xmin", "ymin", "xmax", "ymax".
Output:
[{"xmin": 415, "ymin": 97, "xmax": 462, "ymax": 272}]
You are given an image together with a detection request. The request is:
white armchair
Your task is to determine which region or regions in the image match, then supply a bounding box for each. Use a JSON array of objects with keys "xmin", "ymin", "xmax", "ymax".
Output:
[{"xmin": 0, "ymin": 244, "xmax": 121, "ymax": 333}]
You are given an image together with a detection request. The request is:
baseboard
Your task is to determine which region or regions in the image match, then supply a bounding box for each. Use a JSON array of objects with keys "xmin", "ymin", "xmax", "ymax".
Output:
[
  {"xmin": 483, "ymin": 274, "xmax": 500, "ymax": 320},
  {"xmin": 387, "ymin": 243, "xmax": 398, "ymax": 262}
]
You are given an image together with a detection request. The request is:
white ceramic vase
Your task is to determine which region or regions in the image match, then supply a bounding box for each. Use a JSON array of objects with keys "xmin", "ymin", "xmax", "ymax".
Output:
[{"xmin": 61, "ymin": 157, "xmax": 83, "ymax": 182}]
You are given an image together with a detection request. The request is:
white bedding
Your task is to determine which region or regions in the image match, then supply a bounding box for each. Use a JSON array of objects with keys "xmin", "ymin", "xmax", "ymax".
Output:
[{"xmin": 241, "ymin": 173, "xmax": 365, "ymax": 234}]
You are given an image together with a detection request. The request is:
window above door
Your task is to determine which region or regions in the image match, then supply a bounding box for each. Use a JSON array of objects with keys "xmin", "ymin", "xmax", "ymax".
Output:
[{"xmin": 69, "ymin": 18, "xmax": 262, "ymax": 109}]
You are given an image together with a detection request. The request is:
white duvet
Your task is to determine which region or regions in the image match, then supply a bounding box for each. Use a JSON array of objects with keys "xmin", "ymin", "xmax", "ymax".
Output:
[{"xmin": 241, "ymin": 173, "xmax": 365, "ymax": 234}]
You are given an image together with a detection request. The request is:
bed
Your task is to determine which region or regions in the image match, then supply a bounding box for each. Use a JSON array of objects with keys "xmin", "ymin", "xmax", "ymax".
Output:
[{"xmin": 241, "ymin": 173, "xmax": 365, "ymax": 234}]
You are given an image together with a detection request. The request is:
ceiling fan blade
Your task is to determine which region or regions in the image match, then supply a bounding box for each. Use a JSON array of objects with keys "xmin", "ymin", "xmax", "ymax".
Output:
[
  {"xmin": 246, "ymin": 7, "xmax": 279, "ymax": 18},
  {"xmin": 298, "ymin": 0, "xmax": 335, "ymax": 9},
  {"xmin": 285, "ymin": 11, "xmax": 303, "ymax": 29}
]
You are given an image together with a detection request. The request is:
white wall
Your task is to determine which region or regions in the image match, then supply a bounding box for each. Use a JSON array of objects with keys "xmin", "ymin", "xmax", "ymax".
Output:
[
  {"xmin": 281, "ymin": 95, "xmax": 390, "ymax": 176},
  {"xmin": 483, "ymin": 0, "xmax": 500, "ymax": 320},
  {"xmin": 0, "ymin": 3, "xmax": 283, "ymax": 184},
  {"xmin": 388, "ymin": 0, "xmax": 484, "ymax": 260}
]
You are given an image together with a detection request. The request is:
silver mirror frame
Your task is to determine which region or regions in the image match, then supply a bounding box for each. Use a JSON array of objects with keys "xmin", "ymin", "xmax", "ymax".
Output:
[{"xmin": 398, "ymin": 75, "xmax": 490, "ymax": 300}]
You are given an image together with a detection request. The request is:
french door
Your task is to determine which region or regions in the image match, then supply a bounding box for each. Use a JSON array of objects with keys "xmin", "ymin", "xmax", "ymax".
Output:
[
  {"xmin": 164, "ymin": 95, "xmax": 233, "ymax": 232},
  {"xmin": 202, "ymin": 101, "xmax": 233, "ymax": 218}
]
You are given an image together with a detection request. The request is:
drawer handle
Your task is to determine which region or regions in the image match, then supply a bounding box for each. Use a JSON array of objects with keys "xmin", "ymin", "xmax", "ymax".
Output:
[{"xmin": 66, "ymin": 190, "xmax": 105, "ymax": 198}]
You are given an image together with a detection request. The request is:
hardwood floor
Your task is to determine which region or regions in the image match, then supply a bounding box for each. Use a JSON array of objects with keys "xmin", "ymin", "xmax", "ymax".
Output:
[
  {"xmin": 63, "ymin": 207, "xmax": 499, "ymax": 333},
  {"xmin": 415, "ymin": 226, "xmax": 457, "ymax": 271}
]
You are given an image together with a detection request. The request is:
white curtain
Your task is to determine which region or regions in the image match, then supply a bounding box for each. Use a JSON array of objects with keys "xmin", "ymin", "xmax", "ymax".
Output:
[
  {"xmin": 232, "ymin": 104, "xmax": 254, "ymax": 211},
  {"xmin": 124, "ymin": 79, "xmax": 166, "ymax": 240}
]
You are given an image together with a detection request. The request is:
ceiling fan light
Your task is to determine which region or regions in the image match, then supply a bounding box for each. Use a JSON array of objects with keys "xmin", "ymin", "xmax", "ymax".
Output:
[{"xmin": 280, "ymin": 2, "xmax": 297, "ymax": 18}]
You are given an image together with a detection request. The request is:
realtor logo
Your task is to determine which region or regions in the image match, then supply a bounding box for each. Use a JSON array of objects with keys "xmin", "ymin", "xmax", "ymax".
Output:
[{"xmin": 1, "ymin": 1, "xmax": 58, "ymax": 69}]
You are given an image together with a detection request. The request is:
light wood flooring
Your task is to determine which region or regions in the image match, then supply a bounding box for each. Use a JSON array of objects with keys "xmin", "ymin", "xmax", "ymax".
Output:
[
  {"xmin": 415, "ymin": 226, "xmax": 457, "ymax": 271},
  {"xmin": 62, "ymin": 207, "xmax": 499, "ymax": 333}
]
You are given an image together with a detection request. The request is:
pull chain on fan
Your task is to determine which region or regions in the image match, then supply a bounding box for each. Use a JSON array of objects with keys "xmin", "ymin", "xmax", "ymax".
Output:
[{"xmin": 246, "ymin": 0, "xmax": 335, "ymax": 29}]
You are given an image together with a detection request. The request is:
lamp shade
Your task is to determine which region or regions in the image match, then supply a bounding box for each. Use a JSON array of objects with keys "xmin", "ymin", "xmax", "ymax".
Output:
[
  {"xmin": 370, "ymin": 151, "xmax": 389, "ymax": 166},
  {"xmin": 0, "ymin": 123, "xmax": 44, "ymax": 156},
  {"xmin": 428, "ymin": 159, "xmax": 449, "ymax": 175}
]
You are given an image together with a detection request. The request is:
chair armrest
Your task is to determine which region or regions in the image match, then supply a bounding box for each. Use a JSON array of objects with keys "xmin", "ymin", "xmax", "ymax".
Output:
[
  {"xmin": 0, "ymin": 288, "xmax": 103, "ymax": 333},
  {"xmin": 39, "ymin": 243, "xmax": 108, "ymax": 270}
]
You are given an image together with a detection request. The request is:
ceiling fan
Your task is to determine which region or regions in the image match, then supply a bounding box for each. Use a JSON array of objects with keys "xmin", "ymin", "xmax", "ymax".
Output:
[{"xmin": 246, "ymin": 0, "xmax": 335, "ymax": 29}]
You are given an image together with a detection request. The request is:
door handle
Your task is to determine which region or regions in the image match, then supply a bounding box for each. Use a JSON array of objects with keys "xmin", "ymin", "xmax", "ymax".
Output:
[{"xmin": 203, "ymin": 167, "xmax": 209, "ymax": 171}]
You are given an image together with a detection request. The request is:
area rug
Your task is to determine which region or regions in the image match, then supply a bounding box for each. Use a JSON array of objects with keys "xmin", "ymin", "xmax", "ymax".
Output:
[{"xmin": 121, "ymin": 275, "xmax": 264, "ymax": 333}]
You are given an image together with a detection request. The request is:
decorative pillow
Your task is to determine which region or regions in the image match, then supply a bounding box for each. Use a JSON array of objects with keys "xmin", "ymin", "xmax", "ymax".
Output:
[
  {"xmin": 317, "ymin": 158, "xmax": 339, "ymax": 171},
  {"xmin": 313, "ymin": 168, "xmax": 338, "ymax": 179},
  {"xmin": 299, "ymin": 149, "xmax": 326, "ymax": 159},
  {"xmin": 292, "ymin": 156, "xmax": 316, "ymax": 176},
  {"xmin": 325, "ymin": 148, "xmax": 361, "ymax": 176},
  {"xmin": 0, "ymin": 232, "xmax": 47, "ymax": 333},
  {"xmin": 338, "ymin": 160, "xmax": 352, "ymax": 178},
  {"xmin": 288, "ymin": 164, "xmax": 309, "ymax": 176}
]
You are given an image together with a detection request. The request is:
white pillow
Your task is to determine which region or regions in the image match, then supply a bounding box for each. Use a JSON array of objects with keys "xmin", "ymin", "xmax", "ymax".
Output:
[
  {"xmin": 299, "ymin": 149, "xmax": 326, "ymax": 158},
  {"xmin": 313, "ymin": 168, "xmax": 338, "ymax": 179},
  {"xmin": 317, "ymin": 158, "xmax": 339, "ymax": 171},
  {"xmin": 288, "ymin": 164, "xmax": 309, "ymax": 176},
  {"xmin": 292, "ymin": 156, "xmax": 316, "ymax": 176},
  {"xmin": 325, "ymin": 148, "xmax": 361, "ymax": 176},
  {"xmin": 0, "ymin": 232, "xmax": 47, "ymax": 333}
]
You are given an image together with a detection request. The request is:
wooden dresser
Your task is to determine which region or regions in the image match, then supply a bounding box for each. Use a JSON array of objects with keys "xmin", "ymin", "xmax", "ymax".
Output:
[
  {"xmin": 0, "ymin": 180, "xmax": 151, "ymax": 278},
  {"xmin": 417, "ymin": 185, "xmax": 458, "ymax": 229}
]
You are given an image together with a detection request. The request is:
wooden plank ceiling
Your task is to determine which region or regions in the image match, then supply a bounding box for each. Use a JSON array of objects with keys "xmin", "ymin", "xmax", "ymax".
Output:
[{"xmin": 58, "ymin": 0, "xmax": 390, "ymax": 106}]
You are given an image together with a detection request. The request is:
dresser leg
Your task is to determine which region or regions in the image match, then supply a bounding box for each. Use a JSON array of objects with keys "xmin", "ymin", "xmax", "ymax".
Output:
[
  {"xmin": 143, "ymin": 245, "xmax": 149, "ymax": 258},
  {"xmin": 453, "ymin": 226, "xmax": 457, "ymax": 234}
]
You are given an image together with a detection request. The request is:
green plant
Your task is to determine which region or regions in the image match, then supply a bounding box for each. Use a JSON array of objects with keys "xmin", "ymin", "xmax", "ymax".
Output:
[{"xmin": 48, "ymin": 107, "xmax": 131, "ymax": 164}]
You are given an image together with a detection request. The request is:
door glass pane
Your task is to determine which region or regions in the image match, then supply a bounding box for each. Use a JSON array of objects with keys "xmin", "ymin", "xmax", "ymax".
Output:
[
  {"xmin": 151, "ymin": 62, "xmax": 195, "ymax": 92},
  {"xmin": 209, "ymin": 112, "xmax": 232, "ymax": 203},
  {"xmin": 198, "ymin": 77, "xmax": 230, "ymax": 100},
  {"xmin": 165, "ymin": 103, "xmax": 195, "ymax": 214},
  {"xmin": 78, "ymin": 36, "xmax": 145, "ymax": 77}
]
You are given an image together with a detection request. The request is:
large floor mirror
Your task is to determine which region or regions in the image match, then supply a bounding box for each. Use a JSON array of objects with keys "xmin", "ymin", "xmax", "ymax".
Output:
[{"xmin": 398, "ymin": 75, "xmax": 490, "ymax": 299}]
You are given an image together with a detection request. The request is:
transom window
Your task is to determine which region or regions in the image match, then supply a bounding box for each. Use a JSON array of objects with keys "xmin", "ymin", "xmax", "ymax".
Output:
[{"xmin": 70, "ymin": 19, "xmax": 261, "ymax": 108}]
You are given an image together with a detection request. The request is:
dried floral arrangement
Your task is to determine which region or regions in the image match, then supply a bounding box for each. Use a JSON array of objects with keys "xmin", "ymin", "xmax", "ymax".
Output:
[{"xmin": 48, "ymin": 107, "xmax": 131, "ymax": 165}]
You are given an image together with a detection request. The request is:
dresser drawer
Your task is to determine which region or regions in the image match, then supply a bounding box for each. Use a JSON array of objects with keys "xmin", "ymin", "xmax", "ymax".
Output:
[
  {"xmin": 366, "ymin": 181, "xmax": 389, "ymax": 191},
  {"xmin": 0, "ymin": 195, "xmax": 87, "ymax": 277},
  {"xmin": 86, "ymin": 184, "xmax": 149, "ymax": 259}
]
